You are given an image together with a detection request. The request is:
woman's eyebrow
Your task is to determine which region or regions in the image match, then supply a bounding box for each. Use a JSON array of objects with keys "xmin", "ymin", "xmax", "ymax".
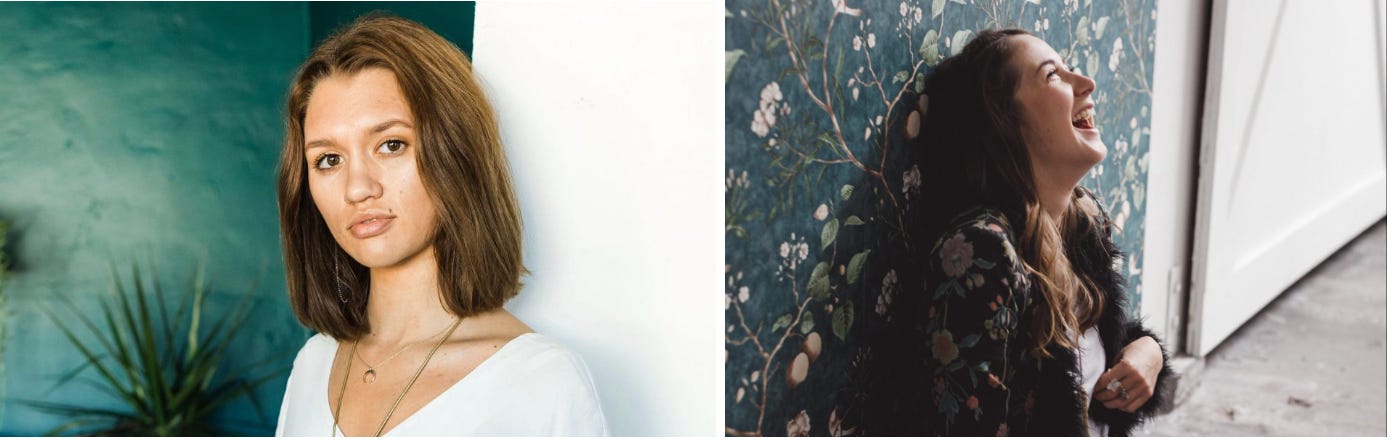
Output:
[
  {"xmin": 369, "ymin": 118, "xmax": 413, "ymax": 134},
  {"xmin": 304, "ymin": 119, "xmax": 414, "ymax": 150},
  {"xmin": 1036, "ymin": 58, "xmax": 1058, "ymax": 74}
]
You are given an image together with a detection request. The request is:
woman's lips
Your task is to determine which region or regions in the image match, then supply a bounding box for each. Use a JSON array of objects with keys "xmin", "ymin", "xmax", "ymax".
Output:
[{"xmin": 349, "ymin": 216, "xmax": 395, "ymax": 239}]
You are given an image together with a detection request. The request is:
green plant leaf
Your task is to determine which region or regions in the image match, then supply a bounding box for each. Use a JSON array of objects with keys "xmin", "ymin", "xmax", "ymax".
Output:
[
  {"xmin": 821, "ymin": 219, "xmax": 840, "ymax": 251},
  {"xmin": 840, "ymin": 184, "xmax": 854, "ymax": 201},
  {"xmin": 960, "ymin": 333, "xmax": 981, "ymax": 348},
  {"xmin": 845, "ymin": 215, "xmax": 865, "ymax": 226},
  {"xmin": 1076, "ymin": 16, "xmax": 1091, "ymax": 46},
  {"xmin": 950, "ymin": 30, "xmax": 973, "ymax": 56},
  {"xmin": 892, "ymin": 70, "xmax": 910, "ymax": 84},
  {"xmin": 800, "ymin": 311, "xmax": 815, "ymax": 334},
  {"xmin": 772, "ymin": 313, "xmax": 793, "ymax": 331},
  {"xmin": 807, "ymin": 262, "xmax": 832, "ymax": 301},
  {"xmin": 1093, "ymin": 16, "xmax": 1111, "ymax": 39},
  {"xmin": 847, "ymin": 250, "xmax": 872, "ymax": 284},
  {"xmin": 919, "ymin": 29, "xmax": 940, "ymax": 61},
  {"xmin": 725, "ymin": 49, "xmax": 746, "ymax": 82},
  {"xmin": 931, "ymin": 0, "xmax": 946, "ymax": 18},
  {"xmin": 832, "ymin": 302, "xmax": 854, "ymax": 341}
]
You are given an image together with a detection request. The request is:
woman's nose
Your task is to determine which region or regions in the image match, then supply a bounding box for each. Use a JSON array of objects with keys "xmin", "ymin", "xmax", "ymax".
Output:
[
  {"xmin": 1071, "ymin": 70, "xmax": 1096, "ymax": 97},
  {"xmin": 343, "ymin": 155, "xmax": 384, "ymax": 204}
]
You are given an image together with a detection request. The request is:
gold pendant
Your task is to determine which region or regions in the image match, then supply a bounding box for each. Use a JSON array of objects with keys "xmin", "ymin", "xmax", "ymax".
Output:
[{"xmin": 363, "ymin": 368, "xmax": 376, "ymax": 384}]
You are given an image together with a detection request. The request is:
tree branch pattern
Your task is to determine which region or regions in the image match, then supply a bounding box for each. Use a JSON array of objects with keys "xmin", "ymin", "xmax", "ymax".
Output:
[{"xmin": 725, "ymin": 0, "xmax": 1156, "ymax": 435}]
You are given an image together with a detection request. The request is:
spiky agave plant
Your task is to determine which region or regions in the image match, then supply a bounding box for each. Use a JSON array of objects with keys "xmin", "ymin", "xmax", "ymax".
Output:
[{"xmin": 30, "ymin": 258, "xmax": 289, "ymax": 436}]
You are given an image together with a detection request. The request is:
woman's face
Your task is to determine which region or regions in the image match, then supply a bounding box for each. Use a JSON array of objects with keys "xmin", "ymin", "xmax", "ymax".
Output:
[
  {"xmin": 303, "ymin": 67, "xmax": 438, "ymax": 269},
  {"xmin": 1008, "ymin": 35, "xmax": 1107, "ymax": 173}
]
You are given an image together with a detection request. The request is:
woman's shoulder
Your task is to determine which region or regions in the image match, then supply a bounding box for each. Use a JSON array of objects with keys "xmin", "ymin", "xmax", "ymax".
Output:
[
  {"xmin": 479, "ymin": 333, "xmax": 608, "ymax": 434},
  {"xmin": 929, "ymin": 205, "xmax": 1017, "ymax": 259},
  {"xmin": 290, "ymin": 333, "xmax": 338, "ymax": 368},
  {"xmin": 493, "ymin": 333, "xmax": 596, "ymax": 383}
]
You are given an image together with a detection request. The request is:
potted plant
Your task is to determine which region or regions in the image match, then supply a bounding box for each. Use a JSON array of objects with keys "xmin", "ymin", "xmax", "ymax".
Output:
[{"xmin": 29, "ymin": 258, "xmax": 289, "ymax": 436}]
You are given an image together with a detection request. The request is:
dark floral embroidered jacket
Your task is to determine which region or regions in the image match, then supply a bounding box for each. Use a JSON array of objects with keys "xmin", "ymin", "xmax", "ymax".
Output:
[{"xmin": 855, "ymin": 189, "xmax": 1175, "ymax": 436}]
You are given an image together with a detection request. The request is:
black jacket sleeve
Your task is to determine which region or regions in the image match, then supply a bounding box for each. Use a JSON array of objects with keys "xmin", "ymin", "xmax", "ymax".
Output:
[{"xmin": 922, "ymin": 213, "xmax": 1031, "ymax": 436}]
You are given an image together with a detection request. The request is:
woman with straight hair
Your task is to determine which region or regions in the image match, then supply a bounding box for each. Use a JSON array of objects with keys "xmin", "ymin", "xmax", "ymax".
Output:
[
  {"xmin": 273, "ymin": 14, "xmax": 606, "ymax": 436},
  {"xmin": 858, "ymin": 29, "xmax": 1174, "ymax": 436}
]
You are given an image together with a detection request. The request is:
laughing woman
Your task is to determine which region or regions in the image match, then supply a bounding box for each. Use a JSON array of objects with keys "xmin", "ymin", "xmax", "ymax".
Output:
[
  {"xmin": 863, "ymin": 29, "xmax": 1174, "ymax": 436},
  {"xmin": 273, "ymin": 15, "xmax": 606, "ymax": 436}
]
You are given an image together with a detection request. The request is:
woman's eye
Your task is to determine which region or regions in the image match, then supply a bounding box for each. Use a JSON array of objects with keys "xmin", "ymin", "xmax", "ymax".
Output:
[
  {"xmin": 377, "ymin": 139, "xmax": 407, "ymax": 154},
  {"xmin": 314, "ymin": 153, "xmax": 342, "ymax": 170}
]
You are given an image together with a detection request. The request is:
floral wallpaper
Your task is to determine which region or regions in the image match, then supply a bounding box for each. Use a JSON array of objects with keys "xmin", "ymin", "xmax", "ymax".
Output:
[{"xmin": 724, "ymin": 0, "xmax": 1156, "ymax": 435}]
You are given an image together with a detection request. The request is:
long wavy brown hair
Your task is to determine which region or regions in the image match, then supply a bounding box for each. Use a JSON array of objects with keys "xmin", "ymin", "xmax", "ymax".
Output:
[
  {"xmin": 915, "ymin": 28, "xmax": 1106, "ymax": 357},
  {"xmin": 277, "ymin": 14, "xmax": 526, "ymax": 341}
]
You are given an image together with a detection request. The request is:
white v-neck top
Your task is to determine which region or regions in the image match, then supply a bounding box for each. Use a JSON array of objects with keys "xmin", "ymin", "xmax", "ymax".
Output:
[
  {"xmin": 275, "ymin": 332, "xmax": 608, "ymax": 436},
  {"xmin": 1074, "ymin": 325, "xmax": 1109, "ymax": 437}
]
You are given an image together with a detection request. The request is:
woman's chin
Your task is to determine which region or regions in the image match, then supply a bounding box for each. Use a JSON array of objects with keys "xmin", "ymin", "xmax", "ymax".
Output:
[
  {"xmin": 1080, "ymin": 137, "xmax": 1108, "ymax": 162},
  {"xmin": 344, "ymin": 245, "xmax": 412, "ymax": 269}
]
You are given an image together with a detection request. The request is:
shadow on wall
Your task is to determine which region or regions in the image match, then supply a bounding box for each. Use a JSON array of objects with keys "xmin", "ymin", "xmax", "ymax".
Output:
[
  {"xmin": 724, "ymin": 0, "xmax": 1156, "ymax": 435},
  {"xmin": 0, "ymin": 2, "xmax": 474, "ymax": 436}
]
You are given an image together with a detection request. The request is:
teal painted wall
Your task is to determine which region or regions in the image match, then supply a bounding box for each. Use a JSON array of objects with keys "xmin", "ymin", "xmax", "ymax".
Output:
[
  {"xmin": 0, "ymin": 2, "xmax": 476, "ymax": 436},
  {"xmin": 309, "ymin": 2, "xmax": 476, "ymax": 58}
]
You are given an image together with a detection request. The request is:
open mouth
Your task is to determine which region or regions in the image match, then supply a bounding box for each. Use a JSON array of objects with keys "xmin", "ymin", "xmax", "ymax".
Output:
[{"xmin": 1072, "ymin": 107, "xmax": 1096, "ymax": 130}]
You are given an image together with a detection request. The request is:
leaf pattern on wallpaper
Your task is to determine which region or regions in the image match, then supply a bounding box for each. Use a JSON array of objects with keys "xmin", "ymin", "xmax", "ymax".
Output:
[{"xmin": 726, "ymin": 0, "xmax": 1155, "ymax": 435}]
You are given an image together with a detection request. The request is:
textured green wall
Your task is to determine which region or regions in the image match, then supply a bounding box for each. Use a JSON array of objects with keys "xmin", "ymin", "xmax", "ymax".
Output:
[
  {"xmin": 0, "ymin": 2, "xmax": 475, "ymax": 436},
  {"xmin": 309, "ymin": 2, "xmax": 476, "ymax": 58},
  {"xmin": 0, "ymin": 2, "xmax": 310, "ymax": 435}
]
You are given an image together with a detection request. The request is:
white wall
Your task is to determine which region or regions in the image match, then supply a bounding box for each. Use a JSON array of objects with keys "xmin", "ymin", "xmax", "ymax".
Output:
[
  {"xmin": 473, "ymin": 1, "xmax": 720, "ymax": 436},
  {"xmin": 1141, "ymin": 0, "xmax": 1210, "ymax": 354}
]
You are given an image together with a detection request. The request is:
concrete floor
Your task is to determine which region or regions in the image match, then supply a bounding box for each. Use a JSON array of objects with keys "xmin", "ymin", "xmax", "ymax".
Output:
[{"xmin": 1139, "ymin": 219, "xmax": 1387, "ymax": 436}]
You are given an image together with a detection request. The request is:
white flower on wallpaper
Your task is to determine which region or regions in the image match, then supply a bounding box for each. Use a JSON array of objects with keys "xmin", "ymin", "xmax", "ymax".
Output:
[
  {"xmin": 786, "ymin": 410, "xmax": 811, "ymax": 436},
  {"xmin": 726, "ymin": 169, "xmax": 751, "ymax": 191},
  {"xmin": 1109, "ymin": 37, "xmax": 1124, "ymax": 72},
  {"xmin": 779, "ymin": 233, "xmax": 812, "ymax": 276},
  {"xmin": 752, "ymin": 81, "xmax": 788, "ymax": 138}
]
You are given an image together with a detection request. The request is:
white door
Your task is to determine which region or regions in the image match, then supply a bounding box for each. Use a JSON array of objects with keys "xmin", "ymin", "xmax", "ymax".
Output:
[{"xmin": 1190, "ymin": 0, "xmax": 1387, "ymax": 355}]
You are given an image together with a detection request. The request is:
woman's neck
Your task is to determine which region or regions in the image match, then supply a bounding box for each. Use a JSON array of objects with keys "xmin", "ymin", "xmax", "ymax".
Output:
[
  {"xmin": 362, "ymin": 246, "xmax": 459, "ymax": 346},
  {"xmin": 1032, "ymin": 164, "xmax": 1087, "ymax": 224}
]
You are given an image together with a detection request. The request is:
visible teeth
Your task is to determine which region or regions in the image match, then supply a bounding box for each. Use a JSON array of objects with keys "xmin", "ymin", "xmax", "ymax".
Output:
[{"xmin": 1072, "ymin": 108, "xmax": 1095, "ymax": 123}]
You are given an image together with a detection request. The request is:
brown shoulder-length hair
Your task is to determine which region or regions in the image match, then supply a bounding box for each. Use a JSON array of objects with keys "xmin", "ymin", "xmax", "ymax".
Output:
[
  {"xmin": 277, "ymin": 14, "xmax": 526, "ymax": 341},
  {"xmin": 915, "ymin": 28, "xmax": 1105, "ymax": 358}
]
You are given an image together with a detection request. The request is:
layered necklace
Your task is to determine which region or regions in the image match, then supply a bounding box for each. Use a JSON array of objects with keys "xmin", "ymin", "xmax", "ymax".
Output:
[
  {"xmin": 353, "ymin": 320, "xmax": 458, "ymax": 384},
  {"xmin": 332, "ymin": 317, "xmax": 464, "ymax": 437}
]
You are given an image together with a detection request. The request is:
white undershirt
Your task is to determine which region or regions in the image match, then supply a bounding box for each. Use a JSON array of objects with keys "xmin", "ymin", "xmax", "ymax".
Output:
[
  {"xmin": 275, "ymin": 332, "xmax": 608, "ymax": 436},
  {"xmin": 1074, "ymin": 325, "xmax": 1110, "ymax": 437}
]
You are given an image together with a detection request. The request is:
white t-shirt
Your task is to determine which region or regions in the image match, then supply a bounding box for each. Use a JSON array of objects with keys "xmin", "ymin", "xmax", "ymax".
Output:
[
  {"xmin": 1074, "ymin": 325, "xmax": 1110, "ymax": 437},
  {"xmin": 275, "ymin": 332, "xmax": 608, "ymax": 436}
]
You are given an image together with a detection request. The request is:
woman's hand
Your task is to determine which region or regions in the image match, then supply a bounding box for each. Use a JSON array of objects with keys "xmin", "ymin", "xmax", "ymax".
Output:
[{"xmin": 1092, "ymin": 336, "xmax": 1163, "ymax": 412}]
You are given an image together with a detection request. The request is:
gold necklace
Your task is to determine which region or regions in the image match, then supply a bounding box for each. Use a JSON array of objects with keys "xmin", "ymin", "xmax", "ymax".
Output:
[
  {"xmin": 332, "ymin": 317, "xmax": 464, "ymax": 437},
  {"xmin": 354, "ymin": 321, "xmax": 457, "ymax": 384}
]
